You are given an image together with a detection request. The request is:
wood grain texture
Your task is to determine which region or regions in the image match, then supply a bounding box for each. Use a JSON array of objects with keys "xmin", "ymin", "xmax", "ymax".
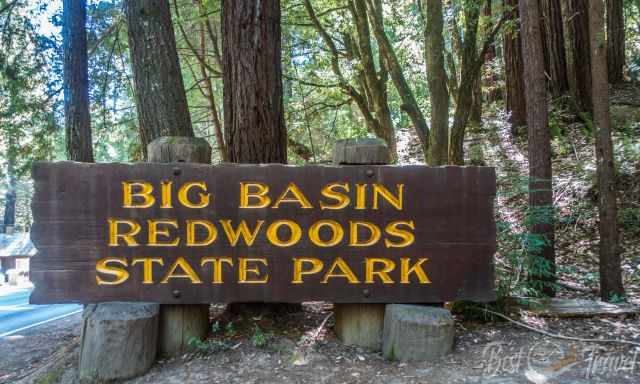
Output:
[
  {"xmin": 123, "ymin": 0, "xmax": 194, "ymax": 152},
  {"xmin": 30, "ymin": 162, "xmax": 496, "ymax": 304}
]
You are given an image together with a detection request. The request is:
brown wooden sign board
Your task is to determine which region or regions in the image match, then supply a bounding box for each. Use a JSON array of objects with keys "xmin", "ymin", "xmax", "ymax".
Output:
[{"xmin": 30, "ymin": 162, "xmax": 496, "ymax": 304}]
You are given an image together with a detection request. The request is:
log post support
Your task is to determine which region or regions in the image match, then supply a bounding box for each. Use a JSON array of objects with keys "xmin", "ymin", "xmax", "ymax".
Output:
[
  {"xmin": 78, "ymin": 303, "xmax": 159, "ymax": 382},
  {"xmin": 332, "ymin": 138, "xmax": 389, "ymax": 351},
  {"xmin": 148, "ymin": 136, "xmax": 212, "ymax": 356}
]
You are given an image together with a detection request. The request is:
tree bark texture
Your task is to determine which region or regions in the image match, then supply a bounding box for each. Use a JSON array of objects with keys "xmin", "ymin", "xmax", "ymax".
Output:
[
  {"xmin": 63, "ymin": 0, "xmax": 94, "ymax": 162},
  {"xmin": 2, "ymin": 144, "xmax": 16, "ymax": 232},
  {"xmin": 365, "ymin": 0, "xmax": 429, "ymax": 157},
  {"xmin": 560, "ymin": 0, "xmax": 577, "ymax": 98},
  {"xmin": 222, "ymin": 0, "xmax": 287, "ymax": 163},
  {"xmin": 540, "ymin": 0, "xmax": 570, "ymax": 96},
  {"xmin": 482, "ymin": 0, "xmax": 501, "ymax": 102},
  {"xmin": 606, "ymin": 0, "xmax": 625, "ymax": 83},
  {"xmin": 449, "ymin": 6, "xmax": 480, "ymax": 165},
  {"xmin": 504, "ymin": 0, "xmax": 527, "ymax": 131},
  {"xmin": 589, "ymin": 0, "xmax": 625, "ymax": 300},
  {"xmin": 520, "ymin": 0, "xmax": 556, "ymax": 296},
  {"xmin": 199, "ymin": 19, "xmax": 227, "ymax": 161},
  {"xmin": 350, "ymin": 0, "xmax": 397, "ymax": 159},
  {"xmin": 124, "ymin": 0, "xmax": 195, "ymax": 155},
  {"xmin": 424, "ymin": 0, "xmax": 449, "ymax": 165},
  {"xmin": 569, "ymin": 0, "xmax": 592, "ymax": 112}
]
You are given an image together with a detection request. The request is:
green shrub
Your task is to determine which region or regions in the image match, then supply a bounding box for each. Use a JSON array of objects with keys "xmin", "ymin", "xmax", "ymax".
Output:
[{"xmin": 619, "ymin": 207, "xmax": 640, "ymax": 235}]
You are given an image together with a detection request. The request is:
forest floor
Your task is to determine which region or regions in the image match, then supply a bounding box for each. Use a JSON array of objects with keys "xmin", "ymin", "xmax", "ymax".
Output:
[{"xmin": 3, "ymin": 85, "xmax": 640, "ymax": 384}]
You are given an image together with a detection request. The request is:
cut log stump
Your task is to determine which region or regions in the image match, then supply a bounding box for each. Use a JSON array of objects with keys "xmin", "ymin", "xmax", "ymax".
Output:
[
  {"xmin": 78, "ymin": 302, "xmax": 159, "ymax": 383},
  {"xmin": 382, "ymin": 304, "xmax": 454, "ymax": 362}
]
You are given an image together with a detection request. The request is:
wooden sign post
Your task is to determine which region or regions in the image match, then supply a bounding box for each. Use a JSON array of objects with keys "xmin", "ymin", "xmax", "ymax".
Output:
[
  {"xmin": 147, "ymin": 136, "xmax": 212, "ymax": 356},
  {"xmin": 30, "ymin": 157, "xmax": 496, "ymax": 305},
  {"xmin": 332, "ymin": 138, "xmax": 388, "ymax": 350}
]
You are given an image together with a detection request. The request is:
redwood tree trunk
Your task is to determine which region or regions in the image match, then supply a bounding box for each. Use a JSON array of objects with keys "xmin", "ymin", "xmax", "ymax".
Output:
[
  {"xmin": 561, "ymin": 0, "xmax": 577, "ymax": 97},
  {"xmin": 124, "ymin": 0, "xmax": 195, "ymax": 154},
  {"xmin": 424, "ymin": 0, "xmax": 449, "ymax": 165},
  {"xmin": 520, "ymin": 0, "xmax": 556, "ymax": 296},
  {"xmin": 540, "ymin": 0, "xmax": 569, "ymax": 96},
  {"xmin": 63, "ymin": 0, "xmax": 94, "ymax": 162},
  {"xmin": 222, "ymin": 0, "xmax": 287, "ymax": 163},
  {"xmin": 570, "ymin": 0, "xmax": 592, "ymax": 112},
  {"xmin": 606, "ymin": 0, "xmax": 625, "ymax": 83},
  {"xmin": 222, "ymin": 0, "xmax": 295, "ymax": 313},
  {"xmin": 504, "ymin": 0, "xmax": 527, "ymax": 132},
  {"xmin": 589, "ymin": 0, "xmax": 625, "ymax": 301}
]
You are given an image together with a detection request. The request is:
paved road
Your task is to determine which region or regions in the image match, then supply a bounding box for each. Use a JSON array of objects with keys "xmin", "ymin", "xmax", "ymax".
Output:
[{"xmin": 0, "ymin": 287, "xmax": 82, "ymax": 338}]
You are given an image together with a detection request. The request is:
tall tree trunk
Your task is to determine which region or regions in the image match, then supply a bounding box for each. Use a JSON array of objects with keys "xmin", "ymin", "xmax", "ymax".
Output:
[
  {"xmin": 63, "ymin": 0, "xmax": 94, "ymax": 162},
  {"xmin": 589, "ymin": 0, "xmax": 625, "ymax": 301},
  {"xmin": 540, "ymin": 0, "xmax": 570, "ymax": 96},
  {"xmin": 222, "ymin": 0, "xmax": 286, "ymax": 163},
  {"xmin": 124, "ymin": 0, "xmax": 195, "ymax": 156},
  {"xmin": 352, "ymin": 0, "xmax": 397, "ymax": 159},
  {"xmin": 199, "ymin": 18, "xmax": 227, "ymax": 161},
  {"xmin": 520, "ymin": 0, "xmax": 556, "ymax": 296},
  {"xmin": 482, "ymin": 0, "xmax": 501, "ymax": 103},
  {"xmin": 365, "ymin": 0, "xmax": 427, "ymax": 158},
  {"xmin": 3, "ymin": 138, "xmax": 16, "ymax": 233},
  {"xmin": 470, "ymin": 0, "xmax": 495, "ymax": 128},
  {"xmin": 606, "ymin": 0, "xmax": 625, "ymax": 83},
  {"xmin": 449, "ymin": 6, "xmax": 480, "ymax": 165},
  {"xmin": 504, "ymin": 0, "xmax": 527, "ymax": 132},
  {"xmin": 423, "ymin": 0, "xmax": 449, "ymax": 165},
  {"xmin": 470, "ymin": 77, "xmax": 483, "ymax": 128},
  {"xmin": 223, "ymin": 0, "xmax": 297, "ymax": 314},
  {"xmin": 570, "ymin": 0, "xmax": 592, "ymax": 112},
  {"xmin": 561, "ymin": 0, "xmax": 577, "ymax": 97}
]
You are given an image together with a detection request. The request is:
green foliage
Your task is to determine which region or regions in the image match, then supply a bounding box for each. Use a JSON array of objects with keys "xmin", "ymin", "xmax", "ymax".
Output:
[
  {"xmin": 1, "ymin": 0, "xmax": 60, "ymax": 230},
  {"xmin": 187, "ymin": 336, "xmax": 232, "ymax": 355},
  {"xmin": 211, "ymin": 320, "xmax": 221, "ymax": 334},
  {"xmin": 494, "ymin": 174, "xmax": 558, "ymax": 299},
  {"xmin": 34, "ymin": 368, "xmax": 64, "ymax": 384},
  {"xmin": 608, "ymin": 292, "xmax": 627, "ymax": 304},
  {"xmin": 549, "ymin": 110, "xmax": 563, "ymax": 139},
  {"xmin": 251, "ymin": 325, "xmax": 267, "ymax": 348},
  {"xmin": 619, "ymin": 207, "xmax": 640, "ymax": 236},
  {"xmin": 578, "ymin": 271, "xmax": 600, "ymax": 286},
  {"xmin": 224, "ymin": 321, "xmax": 236, "ymax": 337},
  {"xmin": 449, "ymin": 300, "xmax": 509, "ymax": 322}
]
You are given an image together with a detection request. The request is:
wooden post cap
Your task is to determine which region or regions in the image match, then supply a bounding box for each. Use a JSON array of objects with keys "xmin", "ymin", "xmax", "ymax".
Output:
[
  {"xmin": 332, "ymin": 138, "xmax": 389, "ymax": 165},
  {"xmin": 147, "ymin": 136, "xmax": 212, "ymax": 164}
]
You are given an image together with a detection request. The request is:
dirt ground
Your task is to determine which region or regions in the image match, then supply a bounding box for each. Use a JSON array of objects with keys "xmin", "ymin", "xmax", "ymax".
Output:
[
  {"xmin": 2, "ymin": 302, "xmax": 639, "ymax": 384},
  {"xmin": 0, "ymin": 312, "xmax": 80, "ymax": 383}
]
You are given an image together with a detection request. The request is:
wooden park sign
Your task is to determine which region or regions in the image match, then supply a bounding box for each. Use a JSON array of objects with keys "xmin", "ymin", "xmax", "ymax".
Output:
[{"xmin": 30, "ymin": 162, "xmax": 496, "ymax": 304}]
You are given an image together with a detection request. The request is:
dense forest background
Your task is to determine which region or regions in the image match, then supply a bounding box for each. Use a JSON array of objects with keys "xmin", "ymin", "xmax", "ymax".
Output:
[{"xmin": 1, "ymin": 0, "xmax": 639, "ymax": 302}]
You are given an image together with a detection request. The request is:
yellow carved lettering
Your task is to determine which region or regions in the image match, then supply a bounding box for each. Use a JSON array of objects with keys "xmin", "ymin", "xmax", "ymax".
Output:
[
  {"xmin": 96, "ymin": 257, "xmax": 129, "ymax": 285},
  {"xmin": 239, "ymin": 182, "xmax": 270, "ymax": 208},
  {"xmin": 108, "ymin": 219, "xmax": 141, "ymax": 246},
  {"xmin": 219, "ymin": 220, "xmax": 264, "ymax": 246},
  {"xmin": 238, "ymin": 258, "xmax": 269, "ymax": 283},
  {"xmin": 400, "ymin": 258, "xmax": 430, "ymax": 284},
  {"xmin": 292, "ymin": 258, "xmax": 324, "ymax": 283},
  {"xmin": 266, "ymin": 220, "xmax": 302, "ymax": 247}
]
